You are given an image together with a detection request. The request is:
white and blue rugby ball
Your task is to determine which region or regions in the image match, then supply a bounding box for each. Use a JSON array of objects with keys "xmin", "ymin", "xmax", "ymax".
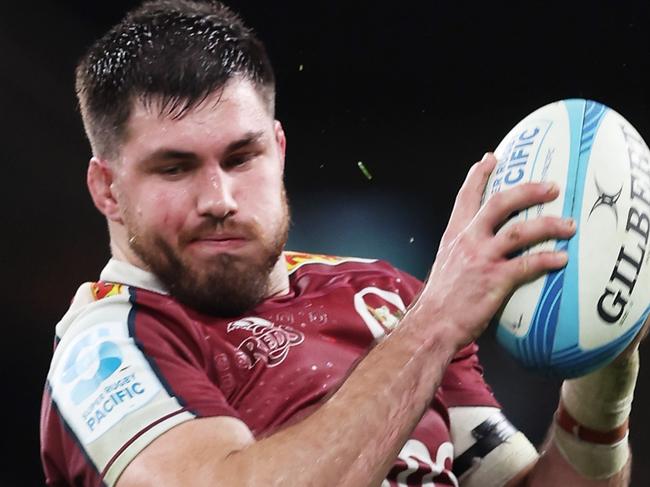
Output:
[{"xmin": 484, "ymin": 99, "xmax": 650, "ymax": 378}]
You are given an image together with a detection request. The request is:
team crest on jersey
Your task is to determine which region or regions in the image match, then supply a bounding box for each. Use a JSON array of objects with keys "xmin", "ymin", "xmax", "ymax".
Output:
[
  {"xmin": 226, "ymin": 317, "xmax": 304, "ymax": 368},
  {"xmin": 284, "ymin": 251, "xmax": 375, "ymax": 274},
  {"xmin": 368, "ymin": 303, "xmax": 404, "ymax": 331},
  {"xmin": 354, "ymin": 287, "xmax": 407, "ymax": 340},
  {"xmin": 90, "ymin": 281, "xmax": 124, "ymax": 301}
]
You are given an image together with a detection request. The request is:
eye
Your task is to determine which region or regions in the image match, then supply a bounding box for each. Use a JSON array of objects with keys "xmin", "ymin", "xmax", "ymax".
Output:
[
  {"xmin": 225, "ymin": 152, "xmax": 258, "ymax": 169},
  {"xmin": 157, "ymin": 163, "xmax": 191, "ymax": 178},
  {"xmin": 160, "ymin": 166, "xmax": 183, "ymax": 175}
]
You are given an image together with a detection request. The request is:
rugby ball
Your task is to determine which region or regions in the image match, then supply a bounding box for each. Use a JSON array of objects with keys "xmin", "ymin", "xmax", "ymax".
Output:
[{"xmin": 484, "ymin": 99, "xmax": 650, "ymax": 378}]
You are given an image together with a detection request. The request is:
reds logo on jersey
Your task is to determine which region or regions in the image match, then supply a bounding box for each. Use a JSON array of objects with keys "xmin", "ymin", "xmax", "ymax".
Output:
[{"xmin": 226, "ymin": 317, "xmax": 305, "ymax": 368}]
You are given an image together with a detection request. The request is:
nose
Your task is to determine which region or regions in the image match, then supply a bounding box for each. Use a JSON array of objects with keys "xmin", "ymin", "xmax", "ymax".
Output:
[{"xmin": 195, "ymin": 167, "xmax": 238, "ymax": 219}]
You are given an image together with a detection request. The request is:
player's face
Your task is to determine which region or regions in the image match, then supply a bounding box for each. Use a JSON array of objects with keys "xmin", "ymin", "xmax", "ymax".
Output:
[{"xmin": 112, "ymin": 78, "xmax": 289, "ymax": 316}]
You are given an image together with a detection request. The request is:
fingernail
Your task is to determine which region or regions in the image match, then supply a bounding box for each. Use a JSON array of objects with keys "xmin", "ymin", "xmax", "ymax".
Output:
[
  {"xmin": 565, "ymin": 218, "xmax": 576, "ymax": 229},
  {"xmin": 482, "ymin": 152, "xmax": 491, "ymax": 162},
  {"xmin": 545, "ymin": 182, "xmax": 559, "ymax": 194},
  {"xmin": 556, "ymin": 251, "xmax": 568, "ymax": 265}
]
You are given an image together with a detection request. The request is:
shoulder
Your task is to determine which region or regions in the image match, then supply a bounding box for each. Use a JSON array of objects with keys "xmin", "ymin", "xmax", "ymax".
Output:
[
  {"xmin": 41, "ymin": 280, "xmax": 226, "ymax": 486},
  {"xmin": 284, "ymin": 252, "xmax": 424, "ymax": 326},
  {"xmin": 47, "ymin": 281, "xmax": 159, "ymax": 407},
  {"xmin": 284, "ymin": 250, "xmax": 420, "ymax": 284},
  {"xmin": 50, "ymin": 280, "xmax": 205, "ymax": 383},
  {"xmin": 53, "ymin": 280, "xmax": 134, "ymax": 342},
  {"xmin": 284, "ymin": 250, "xmax": 378, "ymax": 274}
]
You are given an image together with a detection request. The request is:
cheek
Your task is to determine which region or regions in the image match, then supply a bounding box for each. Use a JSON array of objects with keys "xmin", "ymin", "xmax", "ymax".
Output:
[
  {"xmin": 242, "ymin": 174, "xmax": 285, "ymax": 220},
  {"xmin": 130, "ymin": 186, "xmax": 191, "ymax": 232}
]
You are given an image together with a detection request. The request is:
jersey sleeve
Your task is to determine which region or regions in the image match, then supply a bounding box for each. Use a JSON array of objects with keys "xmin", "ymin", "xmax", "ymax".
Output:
[
  {"xmin": 439, "ymin": 342, "xmax": 501, "ymax": 408},
  {"xmin": 40, "ymin": 286, "xmax": 240, "ymax": 487}
]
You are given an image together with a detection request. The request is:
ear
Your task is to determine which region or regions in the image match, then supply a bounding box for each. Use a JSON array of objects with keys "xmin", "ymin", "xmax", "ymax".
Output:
[
  {"xmin": 274, "ymin": 120, "xmax": 287, "ymax": 172},
  {"xmin": 87, "ymin": 157, "xmax": 124, "ymax": 224}
]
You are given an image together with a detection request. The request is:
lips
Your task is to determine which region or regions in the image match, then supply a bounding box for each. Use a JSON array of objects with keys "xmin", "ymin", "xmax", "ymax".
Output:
[
  {"xmin": 192, "ymin": 233, "xmax": 246, "ymax": 242},
  {"xmin": 187, "ymin": 233, "xmax": 249, "ymax": 252}
]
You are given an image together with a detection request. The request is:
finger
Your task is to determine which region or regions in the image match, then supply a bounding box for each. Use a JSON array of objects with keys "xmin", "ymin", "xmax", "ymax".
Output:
[
  {"xmin": 477, "ymin": 181, "xmax": 560, "ymax": 234},
  {"xmin": 502, "ymin": 250, "xmax": 569, "ymax": 287},
  {"xmin": 447, "ymin": 153, "xmax": 497, "ymax": 236},
  {"xmin": 493, "ymin": 216, "xmax": 576, "ymax": 256}
]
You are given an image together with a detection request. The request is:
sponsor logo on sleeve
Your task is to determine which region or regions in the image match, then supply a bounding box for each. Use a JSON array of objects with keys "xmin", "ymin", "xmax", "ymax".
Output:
[{"xmin": 50, "ymin": 323, "xmax": 162, "ymax": 444}]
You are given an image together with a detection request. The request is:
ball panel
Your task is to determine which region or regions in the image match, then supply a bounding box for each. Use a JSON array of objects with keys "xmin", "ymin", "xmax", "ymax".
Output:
[
  {"xmin": 576, "ymin": 106, "xmax": 650, "ymax": 353},
  {"xmin": 490, "ymin": 100, "xmax": 573, "ymax": 342},
  {"xmin": 516, "ymin": 264, "xmax": 566, "ymax": 370},
  {"xmin": 550, "ymin": 309, "xmax": 647, "ymax": 378},
  {"xmin": 578, "ymin": 108, "xmax": 634, "ymax": 349},
  {"xmin": 550, "ymin": 99, "xmax": 593, "ymax": 356}
]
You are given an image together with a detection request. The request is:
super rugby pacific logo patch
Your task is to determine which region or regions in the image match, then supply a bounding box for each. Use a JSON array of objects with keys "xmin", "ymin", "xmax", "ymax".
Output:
[{"xmin": 49, "ymin": 322, "xmax": 162, "ymax": 444}]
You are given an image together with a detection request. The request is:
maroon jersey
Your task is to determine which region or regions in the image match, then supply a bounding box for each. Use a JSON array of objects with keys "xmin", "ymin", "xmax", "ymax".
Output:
[{"xmin": 41, "ymin": 252, "xmax": 499, "ymax": 486}]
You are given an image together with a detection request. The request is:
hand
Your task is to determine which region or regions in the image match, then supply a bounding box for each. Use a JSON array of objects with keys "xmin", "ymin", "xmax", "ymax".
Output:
[{"xmin": 422, "ymin": 153, "xmax": 577, "ymax": 348}]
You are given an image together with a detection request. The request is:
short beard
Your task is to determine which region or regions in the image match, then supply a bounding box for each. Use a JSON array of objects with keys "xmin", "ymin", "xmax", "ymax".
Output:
[{"xmin": 127, "ymin": 195, "xmax": 290, "ymax": 317}]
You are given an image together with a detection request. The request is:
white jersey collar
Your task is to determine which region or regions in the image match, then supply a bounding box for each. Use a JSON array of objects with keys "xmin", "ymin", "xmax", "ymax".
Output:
[{"xmin": 100, "ymin": 259, "xmax": 169, "ymax": 295}]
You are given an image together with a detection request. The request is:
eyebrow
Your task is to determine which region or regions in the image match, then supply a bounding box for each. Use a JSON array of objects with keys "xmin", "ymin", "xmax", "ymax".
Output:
[{"xmin": 141, "ymin": 130, "xmax": 266, "ymax": 164}]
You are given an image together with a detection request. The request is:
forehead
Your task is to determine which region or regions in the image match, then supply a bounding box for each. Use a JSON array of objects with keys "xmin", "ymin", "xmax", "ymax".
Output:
[{"xmin": 123, "ymin": 79, "xmax": 273, "ymax": 153}]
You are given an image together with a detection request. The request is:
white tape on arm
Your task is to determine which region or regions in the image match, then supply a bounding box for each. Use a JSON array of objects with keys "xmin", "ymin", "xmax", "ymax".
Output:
[
  {"xmin": 449, "ymin": 407, "xmax": 539, "ymax": 487},
  {"xmin": 553, "ymin": 349, "xmax": 639, "ymax": 479},
  {"xmin": 561, "ymin": 349, "xmax": 639, "ymax": 432}
]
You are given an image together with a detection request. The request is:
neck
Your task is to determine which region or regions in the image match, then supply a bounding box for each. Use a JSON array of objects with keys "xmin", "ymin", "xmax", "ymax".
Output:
[{"xmin": 265, "ymin": 251, "xmax": 291, "ymax": 298}]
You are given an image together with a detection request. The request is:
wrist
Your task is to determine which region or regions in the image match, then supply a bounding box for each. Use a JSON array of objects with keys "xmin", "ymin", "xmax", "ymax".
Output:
[
  {"xmin": 554, "ymin": 401, "xmax": 628, "ymax": 444},
  {"xmin": 402, "ymin": 294, "xmax": 466, "ymax": 356},
  {"xmin": 551, "ymin": 350, "xmax": 639, "ymax": 480},
  {"xmin": 560, "ymin": 348, "xmax": 639, "ymax": 431}
]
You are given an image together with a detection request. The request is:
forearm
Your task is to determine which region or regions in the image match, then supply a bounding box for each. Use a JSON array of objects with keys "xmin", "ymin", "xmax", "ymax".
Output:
[{"xmin": 225, "ymin": 303, "xmax": 459, "ymax": 487}]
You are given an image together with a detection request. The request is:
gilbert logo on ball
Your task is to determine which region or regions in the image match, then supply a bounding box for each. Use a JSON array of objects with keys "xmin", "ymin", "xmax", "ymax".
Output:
[{"xmin": 484, "ymin": 99, "xmax": 650, "ymax": 378}]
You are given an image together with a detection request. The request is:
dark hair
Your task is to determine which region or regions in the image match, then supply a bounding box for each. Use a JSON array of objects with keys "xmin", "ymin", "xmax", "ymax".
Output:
[{"xmin": 75, "ymin": 0, "xmax": 275, "ymax": 159}]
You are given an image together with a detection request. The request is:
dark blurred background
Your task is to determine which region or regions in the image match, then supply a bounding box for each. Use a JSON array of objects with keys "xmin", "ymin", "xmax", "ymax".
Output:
[{"xmin": 3, "ymin": 1, "xmax": 650, "ymax": 485}]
